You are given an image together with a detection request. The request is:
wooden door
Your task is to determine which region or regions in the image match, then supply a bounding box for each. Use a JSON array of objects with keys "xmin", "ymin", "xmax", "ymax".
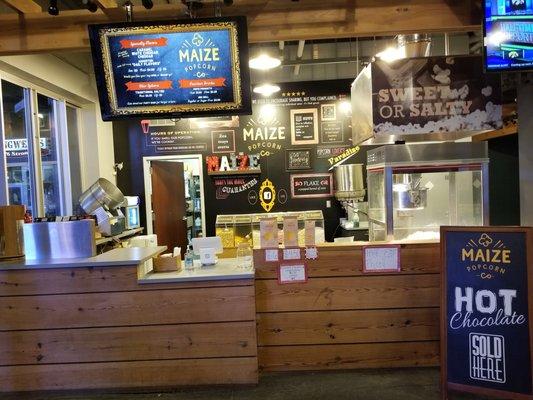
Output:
[{"xmin": 150, "ymin": 161, "xmax": 187, "ymax": 257}]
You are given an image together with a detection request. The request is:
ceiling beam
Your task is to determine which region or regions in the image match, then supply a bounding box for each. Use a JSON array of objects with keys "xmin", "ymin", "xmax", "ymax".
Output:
[
  {"xmin": 0, "ymin": 0, "xmax": 41, "ymax": 14},
  {"xmin": 0, "ymin": 0, "xmax": 481, "ymax": 55}
]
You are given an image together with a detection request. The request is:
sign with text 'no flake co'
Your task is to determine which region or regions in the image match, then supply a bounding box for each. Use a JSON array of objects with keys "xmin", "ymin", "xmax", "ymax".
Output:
[{"xmin": 441, "ymin": 226, "xmax": 533, "ymax": 400}]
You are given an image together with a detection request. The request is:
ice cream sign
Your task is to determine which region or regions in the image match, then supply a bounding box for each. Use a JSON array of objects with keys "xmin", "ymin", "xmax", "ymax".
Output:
[{"xmin": 441, "ymin": 227, "xmax": 533, "ymax": 399}]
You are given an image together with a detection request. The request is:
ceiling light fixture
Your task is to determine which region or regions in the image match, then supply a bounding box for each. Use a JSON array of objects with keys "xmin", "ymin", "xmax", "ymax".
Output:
[
  {"xmin": 253, "ymin": 83, "xmax": 281, "ymax": 97},
  {"xmin": 375, "ymin": 47, "xmax": 404, "ymax": 63},
  {"xmin": 249, "ymin": 54, "xmax": 282, "ymax": 70},
  {"xmin": 142, "ymin": 0, "xmax": 154, "ymax": 9},
  {"xmin": 83, "ymin": 0, "xmax": 98, "ymax": 12},
  {"xmin": 48, "ymin": 0, "xmax": 59, "ymax": 15}
]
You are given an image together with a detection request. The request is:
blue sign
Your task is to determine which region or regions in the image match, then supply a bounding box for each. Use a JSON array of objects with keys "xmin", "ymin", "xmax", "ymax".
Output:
[
  {"xmin": 443, "ymin": 228, "xmax": 533, "ymax": 397},
  {"xmin": 484, "ymin": 0, "xmax": 533, "ymax": 71},
  {"xmin": 88, "ymin": 17, "xmax": 251, "ymax": 121}
]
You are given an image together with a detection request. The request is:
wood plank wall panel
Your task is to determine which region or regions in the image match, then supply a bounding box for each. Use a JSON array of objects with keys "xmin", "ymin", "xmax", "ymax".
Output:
[
  {"xmin": 0, "ymin": 265, "xmax": 258, "ymax": 392},
  {"xmin": 0, "ymin": 322, "xmax": 256, "ymax": 365},
  {"xmin": 258, "ymin": 341, "xmax": 440, "ymax": 372},
  {"xmin": 254, "ymin": 243, "xmax": 441, "ymax": 372},
  {"xmin": 0, "ymin": 286, "xmax": 255, "ymax": 330},
  {"xmin": 257, "ymin": 308, "xmax": 440, "ymax": 346},
  {"xmin": 256, "ymin": 274, "xmax": 440, "ymax": 312},
  {"xmin": 0, "ymin": 266, "xmax": 251, "ymax": 296},
  {"xmin": 0, "ymin": 357, "xmax": 258, "ymax": 392},
  {"xmin": 253, "ymin": 243, "xmax": 440, "ymax": 279}
]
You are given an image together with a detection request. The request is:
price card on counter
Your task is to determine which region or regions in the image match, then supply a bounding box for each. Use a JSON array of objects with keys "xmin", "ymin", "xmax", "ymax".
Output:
[
  {"xmin": 264, "ymin": 248, "xmax": 280, "ymax": 263},
  {"xmin": 283, "ymin": 247, "xmax": 301, "ymax": 261},
  {"xmin": 362, "ymin": 245, "xmax": 401, "ymax": 273},
  {"xmin": 278, "ymin": 262, "xmax": 307, "ymax": 284}
]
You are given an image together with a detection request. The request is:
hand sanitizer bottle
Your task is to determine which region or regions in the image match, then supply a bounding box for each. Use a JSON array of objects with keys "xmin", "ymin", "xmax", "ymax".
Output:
[{"xmin": 184, "ymin": 245, "xmax": 194, "ymax": 271}]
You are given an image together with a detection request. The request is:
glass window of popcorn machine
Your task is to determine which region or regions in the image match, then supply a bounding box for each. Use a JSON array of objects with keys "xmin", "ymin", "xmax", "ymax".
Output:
[{"xmin": 367, "ymin": 142, "xmax": 489, "ymax": 242}]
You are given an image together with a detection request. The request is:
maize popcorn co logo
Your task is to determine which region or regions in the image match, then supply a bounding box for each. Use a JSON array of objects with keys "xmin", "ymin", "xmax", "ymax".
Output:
[{"xmin": 460, "ymin": 233, "xmax": 511, "ymax": 280}]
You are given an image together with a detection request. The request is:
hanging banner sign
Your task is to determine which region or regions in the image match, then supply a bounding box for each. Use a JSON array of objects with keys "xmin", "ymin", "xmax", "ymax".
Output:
[{"xmin": 441, "ymin": 226, "xmax": 533, "ymax": 399}]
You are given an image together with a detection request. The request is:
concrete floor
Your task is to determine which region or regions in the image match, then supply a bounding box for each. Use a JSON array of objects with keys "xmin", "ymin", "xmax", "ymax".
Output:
[{"xmin": 0, "ymin": 368, "xmax": 498, "ymax": 400}]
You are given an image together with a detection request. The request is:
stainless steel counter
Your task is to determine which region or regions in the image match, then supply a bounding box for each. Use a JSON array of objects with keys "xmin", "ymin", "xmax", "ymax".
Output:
[{"xmin": 0, "ymin": 246, "xmax": 166, "ymax": 270}]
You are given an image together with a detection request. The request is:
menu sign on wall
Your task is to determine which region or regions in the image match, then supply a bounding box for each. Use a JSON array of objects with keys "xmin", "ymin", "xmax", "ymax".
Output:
[
  {"xmin": 89, "ymin": 17, "xmax": 251, "ymax": 120},
  {"xmin": 286, "ymin": 149, "xmax": 312, "ymax": 171},
  {"xmin": 441, "ymin": 227, "xmax": 533, "ymax": 399},
  {"xmin": 291, "ymin": 109, "xmax": 318, "ymax": 145},
  {"xmin": 290, "ymin": 173, "xmax": 333, "ymax": 199}
]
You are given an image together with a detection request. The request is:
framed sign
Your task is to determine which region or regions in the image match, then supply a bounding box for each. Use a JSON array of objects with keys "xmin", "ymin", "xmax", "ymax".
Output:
[
  {"xmin": 278, "ymin": 262, "xmax": 307, "ymax": 284},
  {"xmin": 362, "ymin": 245, "xmax": 401, "ymax": 273},
  {"xmin": 320, "ymin": 103, "xmax": 336, "ymax": 121},
  {"xmin": 285, "ymin": 148, "xmax": 312, "ymax": 171},
  {"xmin": 264, "ymin": 248, "xmax": 280, "ymax": 263},
  {"xmin": 290, "ymin": 108, "xmax": 318, "ymax": 145},
  {"xmin": 290, "ymin": 173, "xmax": 333, "ymax": 199},
  {"xmin": 441, "ymin": 226, "xmax": 533, "ymax": 400},
  {"xmin": 211, "ymin": 130, "xmax": 236, "ymax": 153},
  {"xmin": 283, "ymin": 247, "xmax": 301, "ymax": 261}
]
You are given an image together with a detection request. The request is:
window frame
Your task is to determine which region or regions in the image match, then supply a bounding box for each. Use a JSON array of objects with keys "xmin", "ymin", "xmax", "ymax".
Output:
[{"xmin": 0, "ymin": 72, "xmax": 85, "ymax": 216}]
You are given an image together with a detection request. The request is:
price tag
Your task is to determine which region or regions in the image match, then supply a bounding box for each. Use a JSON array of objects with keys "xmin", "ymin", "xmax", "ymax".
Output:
[
  {"xmin": 264, "ymin": 248, "xmax": 279, "ymax": 262},
  {"xmin": 305, "ymin": 246, "xmax": 319, "ymax": 260},
  {"xmin": 362, "ymin": 245, "xmax": 401, "ymax": 273},
  {"xmin": 283, "ymin": 247, "xmax": 301, "ymax": 261},
  {"xmin": 278, "ymin": 263, "xmax": 307, "ymax": 284}
]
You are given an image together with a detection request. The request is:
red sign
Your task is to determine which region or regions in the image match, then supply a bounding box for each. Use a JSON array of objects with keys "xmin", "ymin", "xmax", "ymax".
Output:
[
  {"xmin": 126, "ymin": 81, "xmax": 173, "ymax": 91},
  {"xmin": 119, "ymin": 38, "xmax": 168, "ymax": 49},
  {"xmin": 179, "ymin": 78, "xmax": 226, "ymax": 88}
]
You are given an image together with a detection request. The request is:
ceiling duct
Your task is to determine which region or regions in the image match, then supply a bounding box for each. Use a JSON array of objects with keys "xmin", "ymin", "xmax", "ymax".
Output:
[{"xmin": 397, "ymin": 34, "xmax": 431, "ymax": 58}]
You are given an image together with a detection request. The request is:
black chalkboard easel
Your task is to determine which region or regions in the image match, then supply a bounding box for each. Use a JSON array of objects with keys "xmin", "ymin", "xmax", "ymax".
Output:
[{"xmin": 441, "ymin": 226, "xmax": 533, "ymax": 400}]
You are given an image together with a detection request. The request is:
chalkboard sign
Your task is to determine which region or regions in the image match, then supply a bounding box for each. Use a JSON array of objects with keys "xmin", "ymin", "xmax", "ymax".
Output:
[
  {"xmin": 441, "ymin": 226, "xmax": 533, "ymax": 400},
  {"xmin": 212, "ymin": 130, "xmax": 235, "ymax": 153},
  {"xmin": 290, "ymin": 173, "xmax": 333, "ymax": 199},
  {"xmin": 88, "ymin": 17, "xmax": 251, "ymax": 121},
  {"xmin": 290, "ymin": 108, "xmax": 318, "ymax": 145},
  {"xmin": 286, "ymin": 149, "xmax": 312, "ymax": 171}
]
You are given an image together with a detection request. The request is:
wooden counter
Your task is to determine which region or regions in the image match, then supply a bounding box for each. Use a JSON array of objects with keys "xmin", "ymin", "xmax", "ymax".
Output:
[
  {"xmin": 253, "ymin": 242, "xmax": 440, "ymax": 372},
  {"xmin": 0, "ymin": 253, "xmax": 258, "ymax": 392}
]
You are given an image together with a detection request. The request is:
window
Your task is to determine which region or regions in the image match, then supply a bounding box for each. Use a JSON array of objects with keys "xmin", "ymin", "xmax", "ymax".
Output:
[{"xmin": 0, "ymin": 78, "xmax": 83, "ymax": 217}]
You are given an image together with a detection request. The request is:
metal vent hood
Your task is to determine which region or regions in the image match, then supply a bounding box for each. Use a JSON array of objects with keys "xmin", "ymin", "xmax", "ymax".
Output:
[{"xmin": 351, "ymin": 53, "xmax": 503, "ymax": 145}]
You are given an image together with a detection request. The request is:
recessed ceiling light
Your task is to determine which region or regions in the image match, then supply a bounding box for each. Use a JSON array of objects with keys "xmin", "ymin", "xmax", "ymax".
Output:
[
  {"xmin": 249, "ymin": 54, "xmax": 282, "ymax": 70},
  {"xmin": 253, "ymin": 83, "xmax": 281, "ymax": 96}
]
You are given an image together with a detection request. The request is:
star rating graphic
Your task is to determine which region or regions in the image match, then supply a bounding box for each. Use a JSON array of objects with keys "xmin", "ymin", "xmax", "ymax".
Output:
[{"xmin": 281, "ymin": 91, "xmax": 306, "ymax": 97}]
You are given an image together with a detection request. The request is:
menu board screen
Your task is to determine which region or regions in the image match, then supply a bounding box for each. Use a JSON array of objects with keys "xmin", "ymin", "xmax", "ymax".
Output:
[
  {"xmin": 89, "ymin": 17, "xmax": 251, "ymax": 121},
  {"xmin": 484, "ymin": 0, "xmax": 533, "ymax": 72}
]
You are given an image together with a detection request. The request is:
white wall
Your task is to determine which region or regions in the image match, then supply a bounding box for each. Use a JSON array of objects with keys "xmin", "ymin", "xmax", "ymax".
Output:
[{"xmin": 0, "ymin": 54, "xmax": 116, "ymax": 188}]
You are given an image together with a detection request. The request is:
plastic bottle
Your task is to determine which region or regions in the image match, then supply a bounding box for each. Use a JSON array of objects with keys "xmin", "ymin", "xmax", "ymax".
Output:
[{"xmin": 184, "ymin": 245, "xmax": 194, "ymax": 271}]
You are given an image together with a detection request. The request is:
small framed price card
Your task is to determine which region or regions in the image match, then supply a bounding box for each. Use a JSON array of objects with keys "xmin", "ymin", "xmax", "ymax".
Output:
[
  {"xmin": 264, "ymin": 248, "xmax": 280, "ymax": 263},
  {"xmin": 278, "ymin": 262, "xmax": 307, "ymax": 284},
  {"xmin": 283, "ymin": 247, "xmax": 301, "ymax": 261},
  {"xmin": 362, "ymin": 245, "xmax": 401, "ymax": 273}
]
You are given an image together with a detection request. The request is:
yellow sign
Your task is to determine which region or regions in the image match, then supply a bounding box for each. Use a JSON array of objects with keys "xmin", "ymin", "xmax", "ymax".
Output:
[{"xmin": 259, "ymin": 179, "xmax": 276, "ymax": 212}]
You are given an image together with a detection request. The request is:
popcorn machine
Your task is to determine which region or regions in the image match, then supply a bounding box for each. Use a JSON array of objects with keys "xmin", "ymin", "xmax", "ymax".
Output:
[{"xmin": 366, "ymin": 142, "xmax": 489, "ymax": 242}]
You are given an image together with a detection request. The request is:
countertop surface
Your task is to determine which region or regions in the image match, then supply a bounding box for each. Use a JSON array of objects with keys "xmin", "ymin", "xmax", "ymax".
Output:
[
  {"xmin": 139, "ymin": 257, "xmax": 254, "ymax": 284},
  {"xmin": 0, "ymin": 246, "xmax": 167, "ymax": 270}
]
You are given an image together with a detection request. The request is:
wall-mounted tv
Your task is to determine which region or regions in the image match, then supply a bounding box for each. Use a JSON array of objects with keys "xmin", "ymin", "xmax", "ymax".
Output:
[
  {"xmin": 88, "ymin": 16, "xmax": 251, "ymax": 121},
  {"xmin": 484, "ymin": 0, "xmax": 533, "ymax": 72}
]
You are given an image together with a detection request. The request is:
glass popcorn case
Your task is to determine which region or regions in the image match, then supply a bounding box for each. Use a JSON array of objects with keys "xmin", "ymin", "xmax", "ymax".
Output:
[
  {"xmin": 215, "ymin": 210, "xmax": 325, "ymax": 248},
  {"xmin": 367, "ymin": 142, "xmax": 489, "ymax": 242}
]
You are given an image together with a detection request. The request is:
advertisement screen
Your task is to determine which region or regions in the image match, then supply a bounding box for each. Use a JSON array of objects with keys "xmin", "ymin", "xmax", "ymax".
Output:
[
  {"xmin": 89, "ymin": 17, "xmax": 251, "ymax": 121},
  {"xmin": 484, "ymin": 0, "xmax": 533, "ymax": 72}
]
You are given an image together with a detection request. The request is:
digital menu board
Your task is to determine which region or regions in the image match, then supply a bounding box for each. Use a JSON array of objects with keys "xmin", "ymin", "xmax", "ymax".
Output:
[
  {"xmin": 88, "ymin": 17, "xmax": 251, "ymax": 121},
  {"xmin": 484, "ymin": 0, "xmax": 533, "ymax": 72}
]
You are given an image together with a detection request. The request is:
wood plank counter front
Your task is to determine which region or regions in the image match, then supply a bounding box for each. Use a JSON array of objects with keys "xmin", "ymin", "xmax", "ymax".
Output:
[
  {"xmin": 253, "ymin": 242, "xmax": 440, "ymax": 372},
  {"xmin": 0, "ymin": 253, "xmax": 258, "ymax": 392}
]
